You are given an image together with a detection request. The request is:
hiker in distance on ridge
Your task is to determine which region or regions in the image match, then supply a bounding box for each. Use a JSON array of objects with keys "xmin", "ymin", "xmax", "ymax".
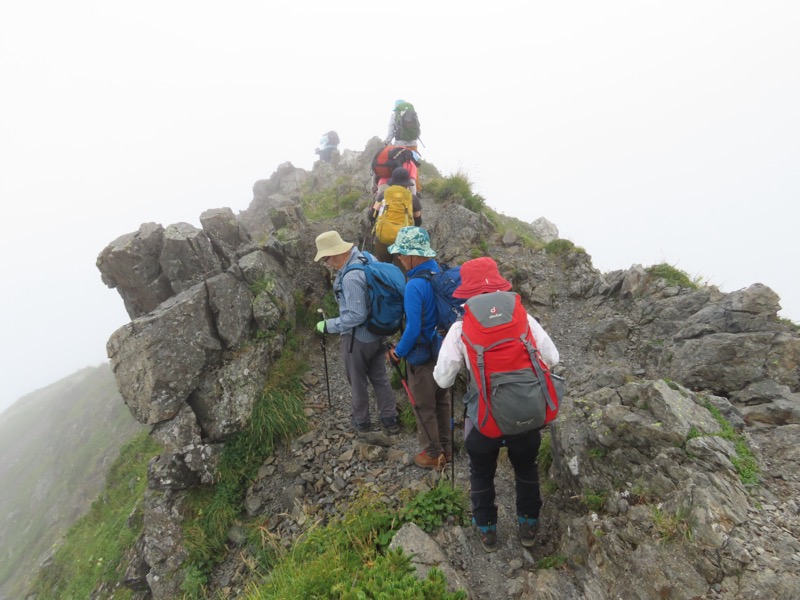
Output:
[
  {"xmin": 315, "ymin": 130, "xmax": 340, "ymax": 163},
  {"xmin": 433, "ymin": 257, "xmax": 560, "ymax": 553},
  {"xmin": 383, "ymin": 99, "xmax": 421, "ymax": 151},
  {"xmin": 313, "ymin": 231, "xmax": 400, "ymax": 434},
  {"xmin": 386, "ymin": 227, "xmax": 452, "ymax": 470}
]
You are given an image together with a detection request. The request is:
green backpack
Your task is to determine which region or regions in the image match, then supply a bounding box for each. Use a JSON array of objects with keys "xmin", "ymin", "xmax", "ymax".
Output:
[{"xmin": 394, "ymin": 102, "xmax": 421, "ymax": 141}]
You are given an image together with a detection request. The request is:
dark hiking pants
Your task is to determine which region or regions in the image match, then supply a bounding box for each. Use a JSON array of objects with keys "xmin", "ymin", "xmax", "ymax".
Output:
[{"xmin": 465, "ymin": 426, "xmax": 542, "ymax": 527}]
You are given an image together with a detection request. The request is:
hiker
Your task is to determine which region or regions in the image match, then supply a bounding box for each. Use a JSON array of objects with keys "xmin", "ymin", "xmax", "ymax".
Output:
[
  {"xmin": 315, "ymin": 131, "xmax": 340, "ymax": 163},
  {"xmin": 386, "ymin": 227, "xmax": 452, "ymax": 469},
  {"xmin": 433, "ymin": 257, "xmax": 559, "ymax": 552},
  {"xmin": 369, "ymin": 167, "xmax": 422, "ymax": 264},
  {"xmin": 383, "ymin": 99, "xmax": 420, "ymax": 151},
  {"xmin": 314, "ymin": 231, "xmax": 400, "ymax": 434},
  {"xmin": 371, "ymin": 149, "xmax": 420, "ymax": 197}
]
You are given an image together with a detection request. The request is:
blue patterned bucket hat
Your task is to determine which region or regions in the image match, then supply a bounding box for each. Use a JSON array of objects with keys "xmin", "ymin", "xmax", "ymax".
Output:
[{"xmin": 388, "ymin": 226, "xmax": 437, "ymax": 257}]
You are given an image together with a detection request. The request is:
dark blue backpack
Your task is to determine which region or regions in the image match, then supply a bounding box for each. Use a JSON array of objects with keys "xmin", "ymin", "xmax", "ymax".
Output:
[
  {"xmin": 412, "ymin": 264, "xmax": 464, "ymax": 333},
  {"xmin": 342, "ymin": 251, "xmax": 406, "ymax": 335}
]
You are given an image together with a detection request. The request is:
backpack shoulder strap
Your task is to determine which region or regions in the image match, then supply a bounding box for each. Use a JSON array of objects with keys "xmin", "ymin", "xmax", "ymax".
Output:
[{"xmin": 410, "ymin": 269, "xmax": 434, "ymax": 281}]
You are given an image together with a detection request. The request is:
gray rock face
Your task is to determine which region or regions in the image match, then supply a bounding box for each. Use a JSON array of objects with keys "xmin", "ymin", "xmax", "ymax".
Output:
[
  {"xmin": 206, "ymin": 272, "xmax": 253, "ymax": 349},
  {"xmin": 543, "ymin": 379, "xmax": 789, "ymax": 599},
  {"xmin": 96, "ymin": 222, "xmax": 174, "ymax": 319},
  {"xmin": 529, "ymin": 217, "xmax": 559, "ymax": 243},
  {"xmin": 389, "ymin": 523, "xmax": 473, "ymax": 598},
  {"xmin": 426, "ymin": 203, "xmax": 491, "ymax": 264},
  {"xmin": 106, "ymin": 284, "xmax": 222, "ymax": 424},
  {"xmin": 200, "ymin": 207, "xmax": 251, "ymax": 269},
  {"xmin": 189, "ymin": 344, "xmax": 278, "ymax": 442},
  {"xmin": 142, "ymin": 488, "xmax": 188, "ymax": 600},
  {"xmin": 159, "ymin": 222, "xmax": 223, "ymax": 294}
]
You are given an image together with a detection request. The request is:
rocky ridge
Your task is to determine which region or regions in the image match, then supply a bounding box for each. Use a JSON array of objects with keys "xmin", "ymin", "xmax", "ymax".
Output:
[{"xmin": 93, "ymin": 138, "xmax": 800, "ymax": 599}]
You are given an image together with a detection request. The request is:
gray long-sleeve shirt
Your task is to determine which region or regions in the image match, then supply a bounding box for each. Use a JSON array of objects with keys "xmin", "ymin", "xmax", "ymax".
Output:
[{"xmin": 324, "ymin": 247, "xmax": 382, "ymax": 343}]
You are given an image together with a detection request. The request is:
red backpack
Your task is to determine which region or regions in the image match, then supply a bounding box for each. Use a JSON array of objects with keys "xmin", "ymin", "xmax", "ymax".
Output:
[
  {"xmin": 461, "ymin": 291, "xmax": 563, "ymax": 438},
  {"xmin": 371, "ymin": 145, "xmax": 417, "ymax": 179}
]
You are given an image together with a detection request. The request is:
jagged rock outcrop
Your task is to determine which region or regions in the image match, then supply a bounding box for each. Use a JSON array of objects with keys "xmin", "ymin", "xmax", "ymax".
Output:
[
  {"xmin": 95, "ymin": 139, "xmax": 800, "ymax": 599},
  {"xmin": 534, "ymin": 379, "xmax": 799, "ymax": 599}
]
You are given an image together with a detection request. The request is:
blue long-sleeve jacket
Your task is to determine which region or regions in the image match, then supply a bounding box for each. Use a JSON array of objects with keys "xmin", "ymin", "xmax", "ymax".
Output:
[{"xmin": 395, "ymin": 259, "xmax": 439, "ymax": 358}]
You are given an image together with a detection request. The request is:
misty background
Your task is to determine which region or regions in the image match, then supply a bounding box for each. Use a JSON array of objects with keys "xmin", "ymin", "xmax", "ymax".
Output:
[{"xmin": 1, "ymin": 0, "xmax": 798, "ymax": 415}]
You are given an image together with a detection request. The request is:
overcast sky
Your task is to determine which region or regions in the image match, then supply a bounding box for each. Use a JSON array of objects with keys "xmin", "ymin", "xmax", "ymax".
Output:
[{"xmin": 1, "ymin": 1, "xmax": 798, "ymax": 414}]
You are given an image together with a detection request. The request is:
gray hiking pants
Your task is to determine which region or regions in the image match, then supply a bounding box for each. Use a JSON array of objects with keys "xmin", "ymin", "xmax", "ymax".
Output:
[
  {"xmin": 341, "ymin": 334, "xmax": 397, "ymax": 425},
  {"xmin": 408, "ymin": 357, "xmax": 452, "ymax": 457}
]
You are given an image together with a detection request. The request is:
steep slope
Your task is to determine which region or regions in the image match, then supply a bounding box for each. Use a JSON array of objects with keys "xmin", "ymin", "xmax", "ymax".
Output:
[{"xmin": 0, "ymin": 365, "xmax": 144, "ymax": 599}]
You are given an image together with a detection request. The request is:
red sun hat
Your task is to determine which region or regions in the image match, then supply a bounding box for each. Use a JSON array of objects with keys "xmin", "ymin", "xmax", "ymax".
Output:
[{"xmin": 453, "ymin": 257, "xmax": 512, "ymax": 299}]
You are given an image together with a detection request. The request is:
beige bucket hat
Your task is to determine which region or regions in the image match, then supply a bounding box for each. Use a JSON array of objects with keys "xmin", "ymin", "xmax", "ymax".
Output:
[{"xmin": 314, "ymin": 230, "xmax": 354, "ymax": 262}]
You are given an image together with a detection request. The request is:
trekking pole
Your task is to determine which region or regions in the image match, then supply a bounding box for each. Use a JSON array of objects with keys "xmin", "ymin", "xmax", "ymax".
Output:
[
  {"xmin": 317, "ymin": 309, "xmax": 332, "ymax": 411},
  {"xmin": 385, "ymin": 344, "xmax": 436, "ymax": 447},
  {"xmin": 450, "ymin": 392, "xmax": 455, "ymax": 489}
]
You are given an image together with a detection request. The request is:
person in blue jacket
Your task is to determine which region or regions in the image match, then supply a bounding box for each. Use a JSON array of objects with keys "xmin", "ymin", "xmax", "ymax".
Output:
[{"xmin": 386, "ymin": 226, "xmax": 452, "ymax": 469}]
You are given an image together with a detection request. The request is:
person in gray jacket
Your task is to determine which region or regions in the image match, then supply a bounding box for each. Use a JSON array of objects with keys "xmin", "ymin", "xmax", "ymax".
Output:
[{"xmin": 314, "ymin": 230, "xmax": 400, "ymax": 434}]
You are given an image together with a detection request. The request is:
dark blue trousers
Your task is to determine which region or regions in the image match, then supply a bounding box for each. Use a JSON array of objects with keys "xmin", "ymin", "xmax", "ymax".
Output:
[{"xmin": 465, "ymin": 425, "xmax": 542, "ymax": 527}]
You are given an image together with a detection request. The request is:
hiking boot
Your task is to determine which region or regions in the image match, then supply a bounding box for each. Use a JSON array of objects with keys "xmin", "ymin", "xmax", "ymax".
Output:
[
  {"xmin": 352, "ymin": 420, "xmax": 372, "ymax": 433},
  {"xmin": 518, "ymin": 517, "xmax": 538, "ymax": 548},
  {"xmin": 381, "ymin": 417, "xmax": 400, "ymax": 435},
  {"xmin": 474, "ymin": 524, "xmax": 497, "ymax": 553},
  {"xmin": 414, "ymin": 451, "xmax": 445, "ymax": 470}
]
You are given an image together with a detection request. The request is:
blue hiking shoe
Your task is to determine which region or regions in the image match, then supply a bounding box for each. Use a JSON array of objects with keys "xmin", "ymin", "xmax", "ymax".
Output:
[
  {"xmin": 473, "ymin": 519, "xmax": 497, "ymax": 553},
  {"xmin": 518, "ymin": 516, "xmax": 538, "ymax": 548}
]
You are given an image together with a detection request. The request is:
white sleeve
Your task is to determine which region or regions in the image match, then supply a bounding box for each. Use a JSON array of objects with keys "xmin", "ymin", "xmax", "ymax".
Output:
[
  {"xmin": 433, "ymin": 321, "xmax": 466, "ymax": 388},
  {"xmin": 528, "ymin": 314, "xmax": 559, "ymax": 367},
  {"xmin": 384, "ymin": 113, "xmax": 395, "ymax": 143}
]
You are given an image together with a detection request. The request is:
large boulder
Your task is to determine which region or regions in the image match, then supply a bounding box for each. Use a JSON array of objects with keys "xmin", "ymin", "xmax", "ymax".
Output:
[
  {"xmin": 107, "ymin": 284, "xmax": 222, "ymax": 424},
  {"xmin": 159, "ymin": 222, "xmax": 223, "ymax": 294},
  {"xmin": 200, "ymin": 207, "xmax": 252, "ymax": 269},
  {"xmin": 96, "ymin": 222, "xmax": 174, "ymax": 319},
  {"xmin": 206, "ymin": 272, "xmax": 254, "ymax": 349}
]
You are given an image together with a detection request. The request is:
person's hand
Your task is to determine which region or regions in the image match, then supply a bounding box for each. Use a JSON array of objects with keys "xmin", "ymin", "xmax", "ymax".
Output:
[
  {"xmin": 316, "ymin": 321, "xmax": 327, "ymax": 334},
  {"xmin": 385, "ymin": 346, "xmax": 401, "ymax": 366}
]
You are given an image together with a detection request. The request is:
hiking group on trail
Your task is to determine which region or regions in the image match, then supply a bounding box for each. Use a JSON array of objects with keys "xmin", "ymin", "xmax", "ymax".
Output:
[{"xmin": 310, "ymin": 100, "xmax": 563, "ymax": 553}]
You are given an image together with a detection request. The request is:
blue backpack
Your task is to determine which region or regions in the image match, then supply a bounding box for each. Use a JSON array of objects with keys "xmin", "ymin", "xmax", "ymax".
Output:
[
  {"xmin": 412, "ymin": 264, "xmax": 464, "ymax": 333},
  {"xmin": 342, "ymin": 251, "xmax": 406, "ymax": 335}
]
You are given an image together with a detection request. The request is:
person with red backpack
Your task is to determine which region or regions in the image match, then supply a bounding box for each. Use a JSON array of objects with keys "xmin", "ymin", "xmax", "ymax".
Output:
[
  {"xmin": 371, "ymin": 148, "xmax": 421, "ymax": 197},
  {"xmin": 433, "ymin": 257, "xmax": 560, "ymax": 553},
  {"xmin": 385, "ymin": 227, "xmax": 452, "ymax": 470}
]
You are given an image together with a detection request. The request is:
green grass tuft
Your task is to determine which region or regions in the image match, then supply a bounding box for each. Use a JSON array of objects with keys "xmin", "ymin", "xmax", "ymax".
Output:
[
  {"xmin": 246, "ymin": 483, "xmax": 467, "ymax": 599},
  {"xmin": 699, "ymin": 401, "xmax": 760, "ymax": 485},
  {"xmin": 424, "ymin": 172, "xmax": 486, "ymax": 213},
  {"xmin": 646, "ymin": 263, "xmax": 699, "ymax": 289},
  {"xmin": 181, "ymin": 326, "xmax": 310, "ymax": 595},
  {"xmin": 544, "ymin": 239, "xmax": 585, "ymax": 256},
  {"xmin": 582, "ymin": 488, "xmax": 607, "ymax": 513},
  {"xmin": 651, "ymin": 505, "xmax": 694, "ymax": 542},
  {"xmin": 301, "ymin": 178, "xmax": 366, "ymax": 220}
]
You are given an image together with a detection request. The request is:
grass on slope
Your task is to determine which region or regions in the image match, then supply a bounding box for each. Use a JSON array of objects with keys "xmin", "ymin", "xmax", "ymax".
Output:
[
  {"xmin": 0, "ymin": 366, "xmax": 143, "ymax": 599},
  {"xmin": 245, "ymin": 482, "xmax": 468, "ymax": 599},
  {"xmin": 29, "ymin": 430, "xmax": 161, "ymax": 599}
]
